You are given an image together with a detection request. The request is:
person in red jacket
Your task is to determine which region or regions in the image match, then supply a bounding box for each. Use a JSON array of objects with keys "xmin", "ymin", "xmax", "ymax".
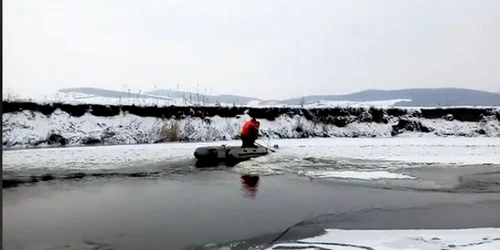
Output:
[{"xmin": 241, "ymin": 116, "xmax": 260, "ymax": 148}]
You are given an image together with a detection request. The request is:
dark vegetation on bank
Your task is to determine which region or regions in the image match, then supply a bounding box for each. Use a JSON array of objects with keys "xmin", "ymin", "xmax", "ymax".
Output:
[{"xmin": 3, "ymin": 100, "xmax": 499, "ymax": 122}]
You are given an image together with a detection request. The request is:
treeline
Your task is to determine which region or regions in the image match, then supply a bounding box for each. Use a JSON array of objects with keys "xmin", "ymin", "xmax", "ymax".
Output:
[{"xmin": 3, "ymin": 101, "xmax": 499, "ymax": 123}]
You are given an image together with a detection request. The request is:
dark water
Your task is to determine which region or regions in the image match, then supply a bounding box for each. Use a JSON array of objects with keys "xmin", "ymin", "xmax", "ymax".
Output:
[{"xmin": 3, "ymin": 171, "xmax": 500, "ymax": 250}]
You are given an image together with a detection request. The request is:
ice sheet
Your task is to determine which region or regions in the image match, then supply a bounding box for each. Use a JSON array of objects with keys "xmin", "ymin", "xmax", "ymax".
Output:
[
  {"xmin": 267, "ymin": 228, "xmax": 500, "ymax": 250},
  {"xmin": 4, "ymin": 137, "xmax": 499, "ymax": 174},
  {"xmin": 231, "ymin": 137, "xmax": 500, "ymax": 177}
]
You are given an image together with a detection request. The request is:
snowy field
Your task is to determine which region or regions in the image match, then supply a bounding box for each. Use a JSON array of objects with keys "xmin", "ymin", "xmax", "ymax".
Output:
[
  {"xmin": 3, "ymin": 90, "xmax": 413, "ymax": 108},
  {"xmin": 6, "ymin": 89, "xmax": 499, "ymax": 109}
]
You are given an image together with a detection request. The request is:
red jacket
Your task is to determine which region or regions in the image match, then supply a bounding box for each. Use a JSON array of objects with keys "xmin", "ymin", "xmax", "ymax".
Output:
[{"xmin": 241, "ymin": 119, "xmax": 260, "ymax": 138}]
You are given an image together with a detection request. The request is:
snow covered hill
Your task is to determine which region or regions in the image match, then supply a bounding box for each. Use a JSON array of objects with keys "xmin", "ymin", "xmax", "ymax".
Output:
[{"xmin": 6, "ymin": 87, "xmax": 500, "ymax": 109}]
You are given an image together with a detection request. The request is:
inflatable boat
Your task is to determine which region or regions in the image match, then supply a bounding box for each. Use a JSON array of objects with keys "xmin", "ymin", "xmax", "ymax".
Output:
[{"xmin": 193, "ymin": 144, "xmax": 270, "ymax": 167}]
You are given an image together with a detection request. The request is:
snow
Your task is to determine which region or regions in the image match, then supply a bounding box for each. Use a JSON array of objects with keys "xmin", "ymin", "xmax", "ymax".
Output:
[
  {"xmin": 2, "ymin": 142, "xmax": 196, "ymax": 172},
  {"xmin": 5, "ymin": 92, "xmax": 410, "ymax": 108},
  {"xmin": 5, "ymin": 89, "xmax": 483, "ymax": 109},
  {"xmin": 247, "ymin": 100, "xmax": 262, "ymax": 106},
  {"xmin": 5, "ymin": 88, "xmax": 500, "ymax": 109},
  {"xmin": 303, "ymin": 99, "xmax": 412, "ymax": 108},
  {"xmin": 3, "ymin": 90, "xmax": 233, "ymax": 107},
  {"xmin": 267, "ymin": 228, "xmax": 500, "ymax": 250},
  {"xmin": 3, "ymin": 109, "xmax": 165, "ymax": 147},
  {"xmin": 3, "ymin": 108, "xmax": 500, "ymax": 149},
  {"xmin": 273, "ymin": 137, "xmax": 500, "ymax": 165}
]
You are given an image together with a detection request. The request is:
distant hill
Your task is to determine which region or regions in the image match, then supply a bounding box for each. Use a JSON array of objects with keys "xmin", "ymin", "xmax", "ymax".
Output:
[
  {"xmin": 57, "ymin": 87, "xmax": 260, "ymax": 105},
  {"xmin": 276, "ymin": 88, "xmax": 500, "ymax": 107},
  {"xmin": 58, "ymin": 87, "xmax": 174, "ymax": 100},
  {"xmin": 57, "ymin": 87, "xmax": 500, "ymax": 107}
]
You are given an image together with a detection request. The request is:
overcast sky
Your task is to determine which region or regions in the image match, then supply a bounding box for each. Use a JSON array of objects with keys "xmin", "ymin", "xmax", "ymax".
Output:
[{"xmin": 4, "ymin": 0, "xmax": 500, "ymax": 99}]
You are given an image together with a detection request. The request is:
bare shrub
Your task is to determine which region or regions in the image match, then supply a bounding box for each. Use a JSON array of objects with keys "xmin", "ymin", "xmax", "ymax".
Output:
[
  {"xmin": 161, "ymin": 120, "xmax": 180, "ymax": 142},
  {"xmin": 294, "ymin": 116, "xmax": 304, "ymax": 133}
]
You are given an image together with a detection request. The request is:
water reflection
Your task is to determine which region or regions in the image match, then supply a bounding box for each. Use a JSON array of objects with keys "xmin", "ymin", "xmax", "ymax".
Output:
[{"xmin": 240, "ymin": 174, "xmax": 260, "ymax": 199}]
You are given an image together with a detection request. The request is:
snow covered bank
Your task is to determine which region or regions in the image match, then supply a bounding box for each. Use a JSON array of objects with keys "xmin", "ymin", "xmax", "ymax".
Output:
[
  {"xmin": 267, "ymin": 228, "xmax": 500, "ymax": 250},
  {"xmin": 2, "ymin": 101, "xmax": 500, "ymax": 148}
]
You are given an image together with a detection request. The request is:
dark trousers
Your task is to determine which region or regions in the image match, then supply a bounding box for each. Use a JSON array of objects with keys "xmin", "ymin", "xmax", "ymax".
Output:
[{"xmin": 241, "ymin": 135, "xmax": 257, "ymax": 148}]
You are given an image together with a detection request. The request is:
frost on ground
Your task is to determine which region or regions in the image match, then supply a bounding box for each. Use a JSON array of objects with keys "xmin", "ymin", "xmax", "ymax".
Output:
[
  {"xmin": 2, "ymin": 107, "xmax": 500, "ymax": 148},
  {"xmin": 266, "ymin": 228, "xmax": 500, "ymax": 250}
]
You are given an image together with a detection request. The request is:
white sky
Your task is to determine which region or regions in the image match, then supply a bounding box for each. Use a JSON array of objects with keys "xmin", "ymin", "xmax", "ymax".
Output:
[{"xmin": 3, "ymin": 0, "xmax": 500, "ymax": 99}]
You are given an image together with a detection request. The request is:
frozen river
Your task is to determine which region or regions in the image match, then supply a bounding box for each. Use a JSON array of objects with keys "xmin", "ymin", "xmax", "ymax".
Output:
[{"xmin": 3, "ymin": 137, "xmax": 500, "ymax": 249}]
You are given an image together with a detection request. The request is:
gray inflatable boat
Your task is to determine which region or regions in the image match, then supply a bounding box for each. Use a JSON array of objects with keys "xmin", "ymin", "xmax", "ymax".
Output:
[{"xmin": 194, "ymin": 144, "xmax": 269, "ymax": 165}]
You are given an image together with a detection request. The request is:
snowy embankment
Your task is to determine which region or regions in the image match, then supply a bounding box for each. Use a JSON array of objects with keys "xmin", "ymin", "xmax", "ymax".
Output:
[{"xmin": 2, "ymin": 101, "xmax": 500, "ymax": 149}]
